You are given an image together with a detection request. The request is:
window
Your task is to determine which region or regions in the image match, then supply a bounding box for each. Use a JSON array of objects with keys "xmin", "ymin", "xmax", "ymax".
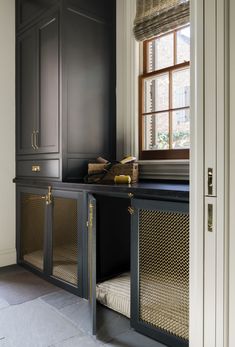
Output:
[{"xmin": 139, "ymin": 26, "xmax": 190, "ymax": 160}]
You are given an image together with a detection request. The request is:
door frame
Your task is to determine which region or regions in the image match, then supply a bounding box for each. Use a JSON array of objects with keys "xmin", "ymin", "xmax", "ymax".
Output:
[{"xmin": 190, "ymin": 0, "xmax": 204, "ymax": 346}]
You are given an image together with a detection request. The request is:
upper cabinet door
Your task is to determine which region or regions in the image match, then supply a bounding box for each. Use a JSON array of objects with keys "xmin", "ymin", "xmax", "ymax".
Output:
[
  {"xmin": 16, "ymin": 14, "xmax": 59, "ymax": 156},
  {"xmin": 16, "ymin": 28, "xmax": 37, "ymax": 155},
  {"xmin": 16, "ymin": 0, "xmax": 58, "ymax": 31},
  {"xmin": 36, "ymin": 15, "xmax": 59, "ymax": 154}
]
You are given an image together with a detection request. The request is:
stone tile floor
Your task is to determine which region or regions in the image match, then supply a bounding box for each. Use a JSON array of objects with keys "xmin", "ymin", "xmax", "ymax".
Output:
[{"xmin": 0, "ymin": 266, "xmax": 165, "ymax": 347}]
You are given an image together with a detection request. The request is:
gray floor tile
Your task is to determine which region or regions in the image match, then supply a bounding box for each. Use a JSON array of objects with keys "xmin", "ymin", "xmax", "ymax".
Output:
[
  {"xmin": 106, "ymin": 330, "xmax": 166, "ymax": 347},
  {"xmin": 59, "ymin": 299, "xmax": 91, "ymax": 333},
  {"xmin": 0, "ymin": 265, "xmax": 25, "ymax": 276},
  {"xmin": 0, "ymin": 270, "xmax": 59, "ymax": 305},
  {"xmin": 52, "ymin": 335, "xmax": 104, "ymax": 347},
  {"xmin": 0, "ymin": 299, "xmax": 82, "ymax": 347},
  {"xmin": 96, "ymin": 306, "xmax": 130, "ymax": 343},
  {"xmin": 0, "ymin": 298, "xmax": 9, "ymax": 310},
  {"xmin": 0, "ymin": 337, "xmax": 13, "ymax": 347},
  {"xmin": 41, "ymin": 290, "xmax": 81, "ymax": 310}
]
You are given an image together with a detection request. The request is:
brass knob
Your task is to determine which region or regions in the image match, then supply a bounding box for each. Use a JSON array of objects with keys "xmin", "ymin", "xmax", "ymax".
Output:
[
  {"xmin": 128, "ymin": 193, "xmax": 134, "ymax": 198},
  {"xmin": 32, "ymin": 165, "xmax": 40, "ymax": 172}
]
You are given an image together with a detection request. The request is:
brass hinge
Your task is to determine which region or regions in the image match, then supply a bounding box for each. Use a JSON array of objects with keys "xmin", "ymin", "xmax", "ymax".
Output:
[
  {"xmin": 208, "ymin": 203, "xmax": 213, "ymax": 232},
  {"xmin": 208, "ymin": 168, "xmax": 213, "ymax": 195},
  {"xmin": 89, "ymin": 203, "xmax": 93, "ymax": 229},
  {"xmin": 43, "ymin": 186, "xmax": 52, "ymax": 205},
  {"xmin": 128, "ymin": 206, "xmax": 134, "ymax": 215}
]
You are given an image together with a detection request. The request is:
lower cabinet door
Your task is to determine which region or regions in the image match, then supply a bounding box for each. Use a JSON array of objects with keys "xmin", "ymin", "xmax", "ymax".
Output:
[
  {"xmin": 50, "ymin": 190, "xmax": 84, "ymax": 296},
  {"xmin": 131, "ymin": 199, "xmax": 189, "ymax": 347},
  {"xmin": 18, "ymin": 187, "xmax": 47, "ymax": 272},
  {"xmin": 87, "ymin": 194, "xmax": 97, "ymax": 335}
]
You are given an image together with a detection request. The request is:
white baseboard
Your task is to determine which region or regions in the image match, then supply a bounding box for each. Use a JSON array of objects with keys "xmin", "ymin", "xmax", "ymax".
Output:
[{"xmin": 0, "ymin": 248, "xmax": 16, "ymax": 267}]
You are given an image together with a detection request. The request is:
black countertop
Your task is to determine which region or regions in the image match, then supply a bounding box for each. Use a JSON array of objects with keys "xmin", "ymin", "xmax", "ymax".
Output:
[{"xmin": 14, "ymin": 178, "xmax": 189, "ymax": 202}]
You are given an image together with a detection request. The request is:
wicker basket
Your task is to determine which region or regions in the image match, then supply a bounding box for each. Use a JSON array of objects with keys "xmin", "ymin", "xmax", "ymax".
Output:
[{"xmin": 88, "ymin": 163, "xmax": 139, "ymax": 183}]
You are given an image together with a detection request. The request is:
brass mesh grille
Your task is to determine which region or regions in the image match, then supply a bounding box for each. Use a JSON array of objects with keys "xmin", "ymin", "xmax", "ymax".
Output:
[
  {"xmin": 138, "ymin": 208, "xmax": 189, "ymax": 341},
  {"xmin": 21, "ymin": 193, "xmax": 45, "ymax": 271},
  {"xmin": 52, "ymin": 197, "xmax": 78, "ymax": 286}
]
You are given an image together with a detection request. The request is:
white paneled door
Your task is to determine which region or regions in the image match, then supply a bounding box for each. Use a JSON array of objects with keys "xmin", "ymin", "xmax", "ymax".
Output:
[{"xmin": 203, "ymin": 0, "xmax": 227, "ymax": 346}]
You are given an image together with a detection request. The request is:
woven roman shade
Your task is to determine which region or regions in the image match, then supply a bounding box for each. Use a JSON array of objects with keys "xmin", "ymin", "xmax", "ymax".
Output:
[{"xmin": 134, "ymin": 0, "xmax": 190, "ymax": 41}]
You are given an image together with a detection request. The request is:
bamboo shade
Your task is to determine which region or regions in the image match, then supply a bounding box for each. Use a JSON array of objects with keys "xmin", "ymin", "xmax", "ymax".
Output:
[{"xmin": 134, "ymin": 0, "xmax": 190, "ymax": 41}]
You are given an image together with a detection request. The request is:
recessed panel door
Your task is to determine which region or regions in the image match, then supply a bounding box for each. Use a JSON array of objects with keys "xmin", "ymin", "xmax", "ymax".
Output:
[
  {"xmin": 20, "ymin": 189, "xmax": 46, "ymax": 271},
  {"xmin": 17, "ymin": 28, "xmax": 37, "ymax": 155},
  {"xmin": 51, "ymin": 191, "xmax": 83, "ymax": 295},
  {"xmin": 36, "ymin": 14, "xmax": 59, "ymax": 154},
  {"xmin": 88, "ymin": 194, "xmax": 97, "ymax": 335}
]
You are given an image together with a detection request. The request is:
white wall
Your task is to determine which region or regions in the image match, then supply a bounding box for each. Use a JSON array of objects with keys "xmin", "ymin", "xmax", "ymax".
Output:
[{"xmin": 0, "ymin": 0, "xmax": 16, "ymax": 267}]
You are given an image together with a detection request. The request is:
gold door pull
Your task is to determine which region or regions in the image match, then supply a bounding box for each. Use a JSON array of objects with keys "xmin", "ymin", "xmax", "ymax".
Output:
[
  {"xmin": 34, "ymin": 130, "xmax": 39, "ymax": 150},
  {"xmin": 31, "ymin": 132, "xmax": 36, "ymax": 150},
  {"xmin": 32, "ymin": 165, "xmax": 40, "ymax": 172}
]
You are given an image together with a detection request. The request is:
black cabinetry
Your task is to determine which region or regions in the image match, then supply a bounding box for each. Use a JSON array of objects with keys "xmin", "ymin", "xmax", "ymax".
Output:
[
  {"xmin": 17, "ymin": 185, "xmax": 85, "ymax": 296},
  {"xmin": 87, "ymin": 194, "xmax": 189, "ymax": 347},
  {"xmin": 16, "ymin": 0, "xmax": 116, "ymax": 181},
  {"xmin": 131, "ymin": 199, "xmax": 189, "ymax": 347},
  {"xmin": 16, "ymin": 0, "xmax": 58, "ymax": 30},
  {"xmin": 16, "ymin": 13, "xmax": 59, "ymax": 156},
  {"xmin": 15, "ymin": 179, "xmax": 190, "ymax": 346}
]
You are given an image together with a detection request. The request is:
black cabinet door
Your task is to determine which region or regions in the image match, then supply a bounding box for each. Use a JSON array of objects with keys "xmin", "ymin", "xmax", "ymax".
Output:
[
  {"xmin": 131, "ymin": 199, "xmax": 189, "ymax": 347},
  {"xmin": 16, "ymin": 0, "xmax": 58, "ymax": 31},
  {"xmin": 36, "ymin": 14, "xmax": 59, "ymax": 154},
  {"xmin": 16, "ymin": 28, "xmax": 37, "ymax": 155},
  {"xmin": 17, "ymin": 186, "xmax": 47, "ymax": 271},
  {"xmin": 16, "ymin": 14, "xmax": 59, "ymax": 156},
  {"xmin": 63, "ymin": 5, "xmax": 116, "ymax": 180},
  {"xmin": 50, "ymin": 190, "xmax": 84, "ymax": 296},
  {"xmin": 88, "ymin": 194, "xmax": 97, "ymax": 335}
]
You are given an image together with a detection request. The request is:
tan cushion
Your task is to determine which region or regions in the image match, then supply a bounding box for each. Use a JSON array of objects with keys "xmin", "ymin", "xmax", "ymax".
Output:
[{"xmin": 96, "ymin": 272, "xmax": 130, "ymax": 318}]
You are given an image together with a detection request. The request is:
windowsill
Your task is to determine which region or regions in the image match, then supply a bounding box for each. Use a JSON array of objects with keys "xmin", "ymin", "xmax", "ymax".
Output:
[{"xmin": 138, "ymin": 159, "xmax": 190, "ymax": 180}]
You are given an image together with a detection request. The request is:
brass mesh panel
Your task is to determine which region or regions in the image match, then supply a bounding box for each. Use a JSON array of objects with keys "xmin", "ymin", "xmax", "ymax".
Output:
[
  {"xmin": 21, "ymin": 193, "xmax": 45, "ymax": 271},
  {"xmin": 138, "ymin": 208, "xmax": 189, "ymax": 341},
  {"xmin": 52, "ymin": 197, "xmax": 78, "ymax": 286}
]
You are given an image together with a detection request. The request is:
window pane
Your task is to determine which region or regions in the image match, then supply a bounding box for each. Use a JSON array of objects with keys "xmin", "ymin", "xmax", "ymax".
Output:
[
  {"xmin": 172, "ymin": 68, "xmax": 190, "ymax": 108},
  {"xmin": 177, "ymin": 27, "xmax": 190, "ymax": 64},
  {"xmin": 148, "ymin": 33, "xmax": 174, "ymax": 72},
  {"xmin": 143, "ymin": 113, "xmax": 169, "ymax": 150},
  {"xmin": 172, "ymin": 109, "xmax": 190, "ymax": 149},
  {"xmin": 144, "ymin": 74, "xmax": 169, "ymax": 113}
]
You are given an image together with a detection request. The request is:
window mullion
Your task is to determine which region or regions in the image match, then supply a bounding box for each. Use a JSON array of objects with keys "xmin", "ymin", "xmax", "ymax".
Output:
[
  {"xmin": 169, "ymin": 71, "xmax": 173, "ymax": 149},
  {"xmin": 174, "ymin": 30, "xmax": 177, "ymax": 65}
]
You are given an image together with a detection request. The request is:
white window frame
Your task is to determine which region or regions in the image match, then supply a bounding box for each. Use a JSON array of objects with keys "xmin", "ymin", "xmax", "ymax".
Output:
[{"xmin": 116, "ymin": 0, "xmax": 189, "ymax": 181}]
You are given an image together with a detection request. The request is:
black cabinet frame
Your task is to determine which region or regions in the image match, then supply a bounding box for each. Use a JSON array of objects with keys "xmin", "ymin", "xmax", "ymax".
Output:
[{"xmin": 16, "ymin": 185, "xmax": 85, "ymax": 297}]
